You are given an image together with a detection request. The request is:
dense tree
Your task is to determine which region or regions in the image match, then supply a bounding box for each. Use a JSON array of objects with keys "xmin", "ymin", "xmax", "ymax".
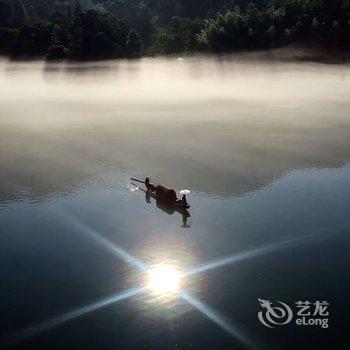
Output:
[
  {"xmin": 0, "ymin": 0, "xmax": 11, "ymax": 27},
  {"xmin": 0, "ymin": 27, "xmax": 18, "ymax": 54},
  {"xmin": 0, "ymin": 0, "xmax": 28, "ymax": 28},
  {"xmin": 69, "ymin": 8, "xmax": 142, "ymax": 58},
  {"xmin": 23, "ymin": 0, "xmax": 55, "ymax": 19},
  {"xmin": 46, "ymin": 43, "xmax": 68, "ymax": 60},
  {"xmin": 12, "ymin": 22, "xmax": 52, "ymax": 57},
  {"xmin": 151, "ymin": 16, "xmax": 202, "ymax": 53},
  {"xmin": 126, "ymin": 28, "xmax": 142, "ymax": 55},
  {"xmin": 0, "ymin": 0, "xmax": 349, "ymax": 59},
  {"xmin": 10, "ymin": 0, "xmax": 28, "ymax": 27}
]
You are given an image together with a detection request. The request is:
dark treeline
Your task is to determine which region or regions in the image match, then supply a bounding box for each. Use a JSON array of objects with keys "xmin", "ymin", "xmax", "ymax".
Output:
[{"xmin": 0, "ymin": 0, "xmax": 349, "ymax": 60}]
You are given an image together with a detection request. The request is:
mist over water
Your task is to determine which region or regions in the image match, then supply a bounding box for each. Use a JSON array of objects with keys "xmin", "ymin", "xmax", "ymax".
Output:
[
  {"xmin": 0, "ymin": 55, "xmax": 349, "ymax": 349},
  {"xmin": 1, "ymin": 55, "xmax": 350, "ymax": 201}
]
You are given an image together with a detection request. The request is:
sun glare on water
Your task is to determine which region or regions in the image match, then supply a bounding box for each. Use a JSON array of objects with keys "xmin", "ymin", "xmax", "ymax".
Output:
[{"xmin": 147, "ymin": 265, "xmax": 181, "ymax": 295}]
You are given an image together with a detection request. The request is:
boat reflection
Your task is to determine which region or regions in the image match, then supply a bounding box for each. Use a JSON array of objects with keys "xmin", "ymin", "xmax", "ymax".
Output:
[
  {"xmin": 145, "ymin": 191, "xmax": 191, "ymax": 228},
  {"xmin": 131, "ymin": 181, "xmax": 191, "ymax": 227}
]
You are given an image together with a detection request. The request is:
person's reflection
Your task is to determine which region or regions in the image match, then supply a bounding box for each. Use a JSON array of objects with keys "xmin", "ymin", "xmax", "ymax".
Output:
[
  {"xmin": 145, "ymin": 191, "xmax": 151, "ymax": 204},
  {"xmin": 145, "ymin": 192, "xmax": 191, "ymax": 228},
  {"xmin": 181, "ymin": 212, "xmax": 191, "ymax": 228}
]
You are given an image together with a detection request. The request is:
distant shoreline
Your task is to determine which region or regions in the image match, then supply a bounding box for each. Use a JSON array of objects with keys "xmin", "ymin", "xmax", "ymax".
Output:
[{"xmin": 2, "ymin": 45, "xmax": 350, "ymax": 65}]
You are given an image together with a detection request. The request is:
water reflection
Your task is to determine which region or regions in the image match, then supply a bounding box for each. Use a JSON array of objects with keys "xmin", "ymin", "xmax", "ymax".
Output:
[
  {"xmin": 1, "ymin": 56, "xmax": 350, "ymax": 204},
  {"xmin": 143, "ymin": 187, "xmax": 191, "ymax": 228},
  {"xmin": 0, "ymin": 55, "xmax": 349, "ymax": 350},
  {"xmin": 0, "ymin": 287, "xmax": 143, "ymax": 348}
]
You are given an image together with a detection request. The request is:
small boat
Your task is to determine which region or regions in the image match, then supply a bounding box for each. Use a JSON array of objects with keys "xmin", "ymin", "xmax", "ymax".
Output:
[
  {"xmin": 130, "ymin": 177, "xmax": 190, "ymax": 209},
  {"xmin": 147, "ymin": 187, "xmax": 190, "ymax": 209}
]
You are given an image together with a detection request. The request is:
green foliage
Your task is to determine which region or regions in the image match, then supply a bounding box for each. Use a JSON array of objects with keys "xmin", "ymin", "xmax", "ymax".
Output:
[
  {"xmin": 0, "ymin": 0, "xmax": 12, "ymax": 27},
  {"xmin": 0, "ymin": 0, "xmax": 350, "ymax": 59},
  {"xmin": 0, "ymin": 1, "xmax": 144, "ymax": 59},
  {"xmin": 98, "ymin": 1, "xmax": 153, "ymax": 43},
  {"xmin": 151, "ymin": 16, "xmax": 202, "ymax": 53},
  {"xmin": 46, "ymin": 43, "xmax": 68, "ymax": 60},
  {"xmin": 0, "ymin": 0, "xmax": 27, "ymax": 28},
  {"xmin": 193, "ymin": 0, "xmax": 350, "ymax": 52},
  {"xmin": 23, "ymin": 0, "xmax": 55, "ymax": 19},
  {"xmin": 10, "ymin": 0, "xmax": 28, "ymax": 27},
  {"xmin": 12, "ymin": 21, "xmax": 53, "ymax": 57},
  {"xmin": 127, "ymin": 29, "xmax": 142, "ymax": 56},
  {"xmin": 0, "ymin": 27, "xmax": 18, "ymax": 53},
  {"xmin": 68, "ymin": 8, "xmax": 142, "ymax": 58}
]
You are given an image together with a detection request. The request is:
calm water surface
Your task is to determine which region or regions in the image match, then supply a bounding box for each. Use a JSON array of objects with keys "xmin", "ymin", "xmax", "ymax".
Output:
[{"xmin": 0, "ymin": 56, "xmax": 349, "ymax": 349}]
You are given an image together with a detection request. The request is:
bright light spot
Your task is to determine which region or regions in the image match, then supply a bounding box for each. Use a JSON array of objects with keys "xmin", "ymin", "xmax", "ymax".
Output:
[
  {"xmin": 147, "ymin": 265, "xmax": 181, "ymax": 295},
  {"xmin": 128, "ymin": 184, "xmax": 139, "ymax": 192}
]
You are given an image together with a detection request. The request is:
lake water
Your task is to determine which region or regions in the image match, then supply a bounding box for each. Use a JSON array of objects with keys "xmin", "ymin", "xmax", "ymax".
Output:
[{"xmin": 0, "ymin": 55, "xmax": 349, "ymax": 349}]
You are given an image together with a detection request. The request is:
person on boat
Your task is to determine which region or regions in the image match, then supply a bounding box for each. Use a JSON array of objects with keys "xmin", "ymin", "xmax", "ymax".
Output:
[
  {"xmin": 182, "ymin": 194, "xmax": 187, "ymax": 206},
  {"xmin": 145, "ymin": 177, "xmax": 156, "ymax": 191}
]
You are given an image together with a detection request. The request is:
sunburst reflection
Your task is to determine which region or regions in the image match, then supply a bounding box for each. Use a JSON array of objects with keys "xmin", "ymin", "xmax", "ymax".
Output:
[
  {"xmin": 58, "ymin": 209, "xmax": 146, "ymax": 271},
  {"xmin": 0, "ymin": 288, "xmax": 143, "ymax": 348},
  {"xmin": 147, "ymin": 265, "xmax": 182, "ymax": 295},
  {"xmin": 185, "ymin": 231, "xmax": 331, "ymax": 277},
  {"xmin": 180, "ymin": 291, "xmax": 256, "ymax": 349},
  {"xmin": 5, "ymin": 213, "xmax": 321, "ymax": 349}
]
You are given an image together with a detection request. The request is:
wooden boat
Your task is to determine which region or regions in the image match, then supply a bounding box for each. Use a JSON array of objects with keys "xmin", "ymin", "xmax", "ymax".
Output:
[
  {"xmin": 130, "ymin": 178, "xmax": 190, "ymax": 227},
  {"xmin": 130, "ymin": 178, "xmax": 190, "ymax": 209},
  {"xmin": 147, "ymin": 187, "xmax": 190, "ymax": 209}
]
